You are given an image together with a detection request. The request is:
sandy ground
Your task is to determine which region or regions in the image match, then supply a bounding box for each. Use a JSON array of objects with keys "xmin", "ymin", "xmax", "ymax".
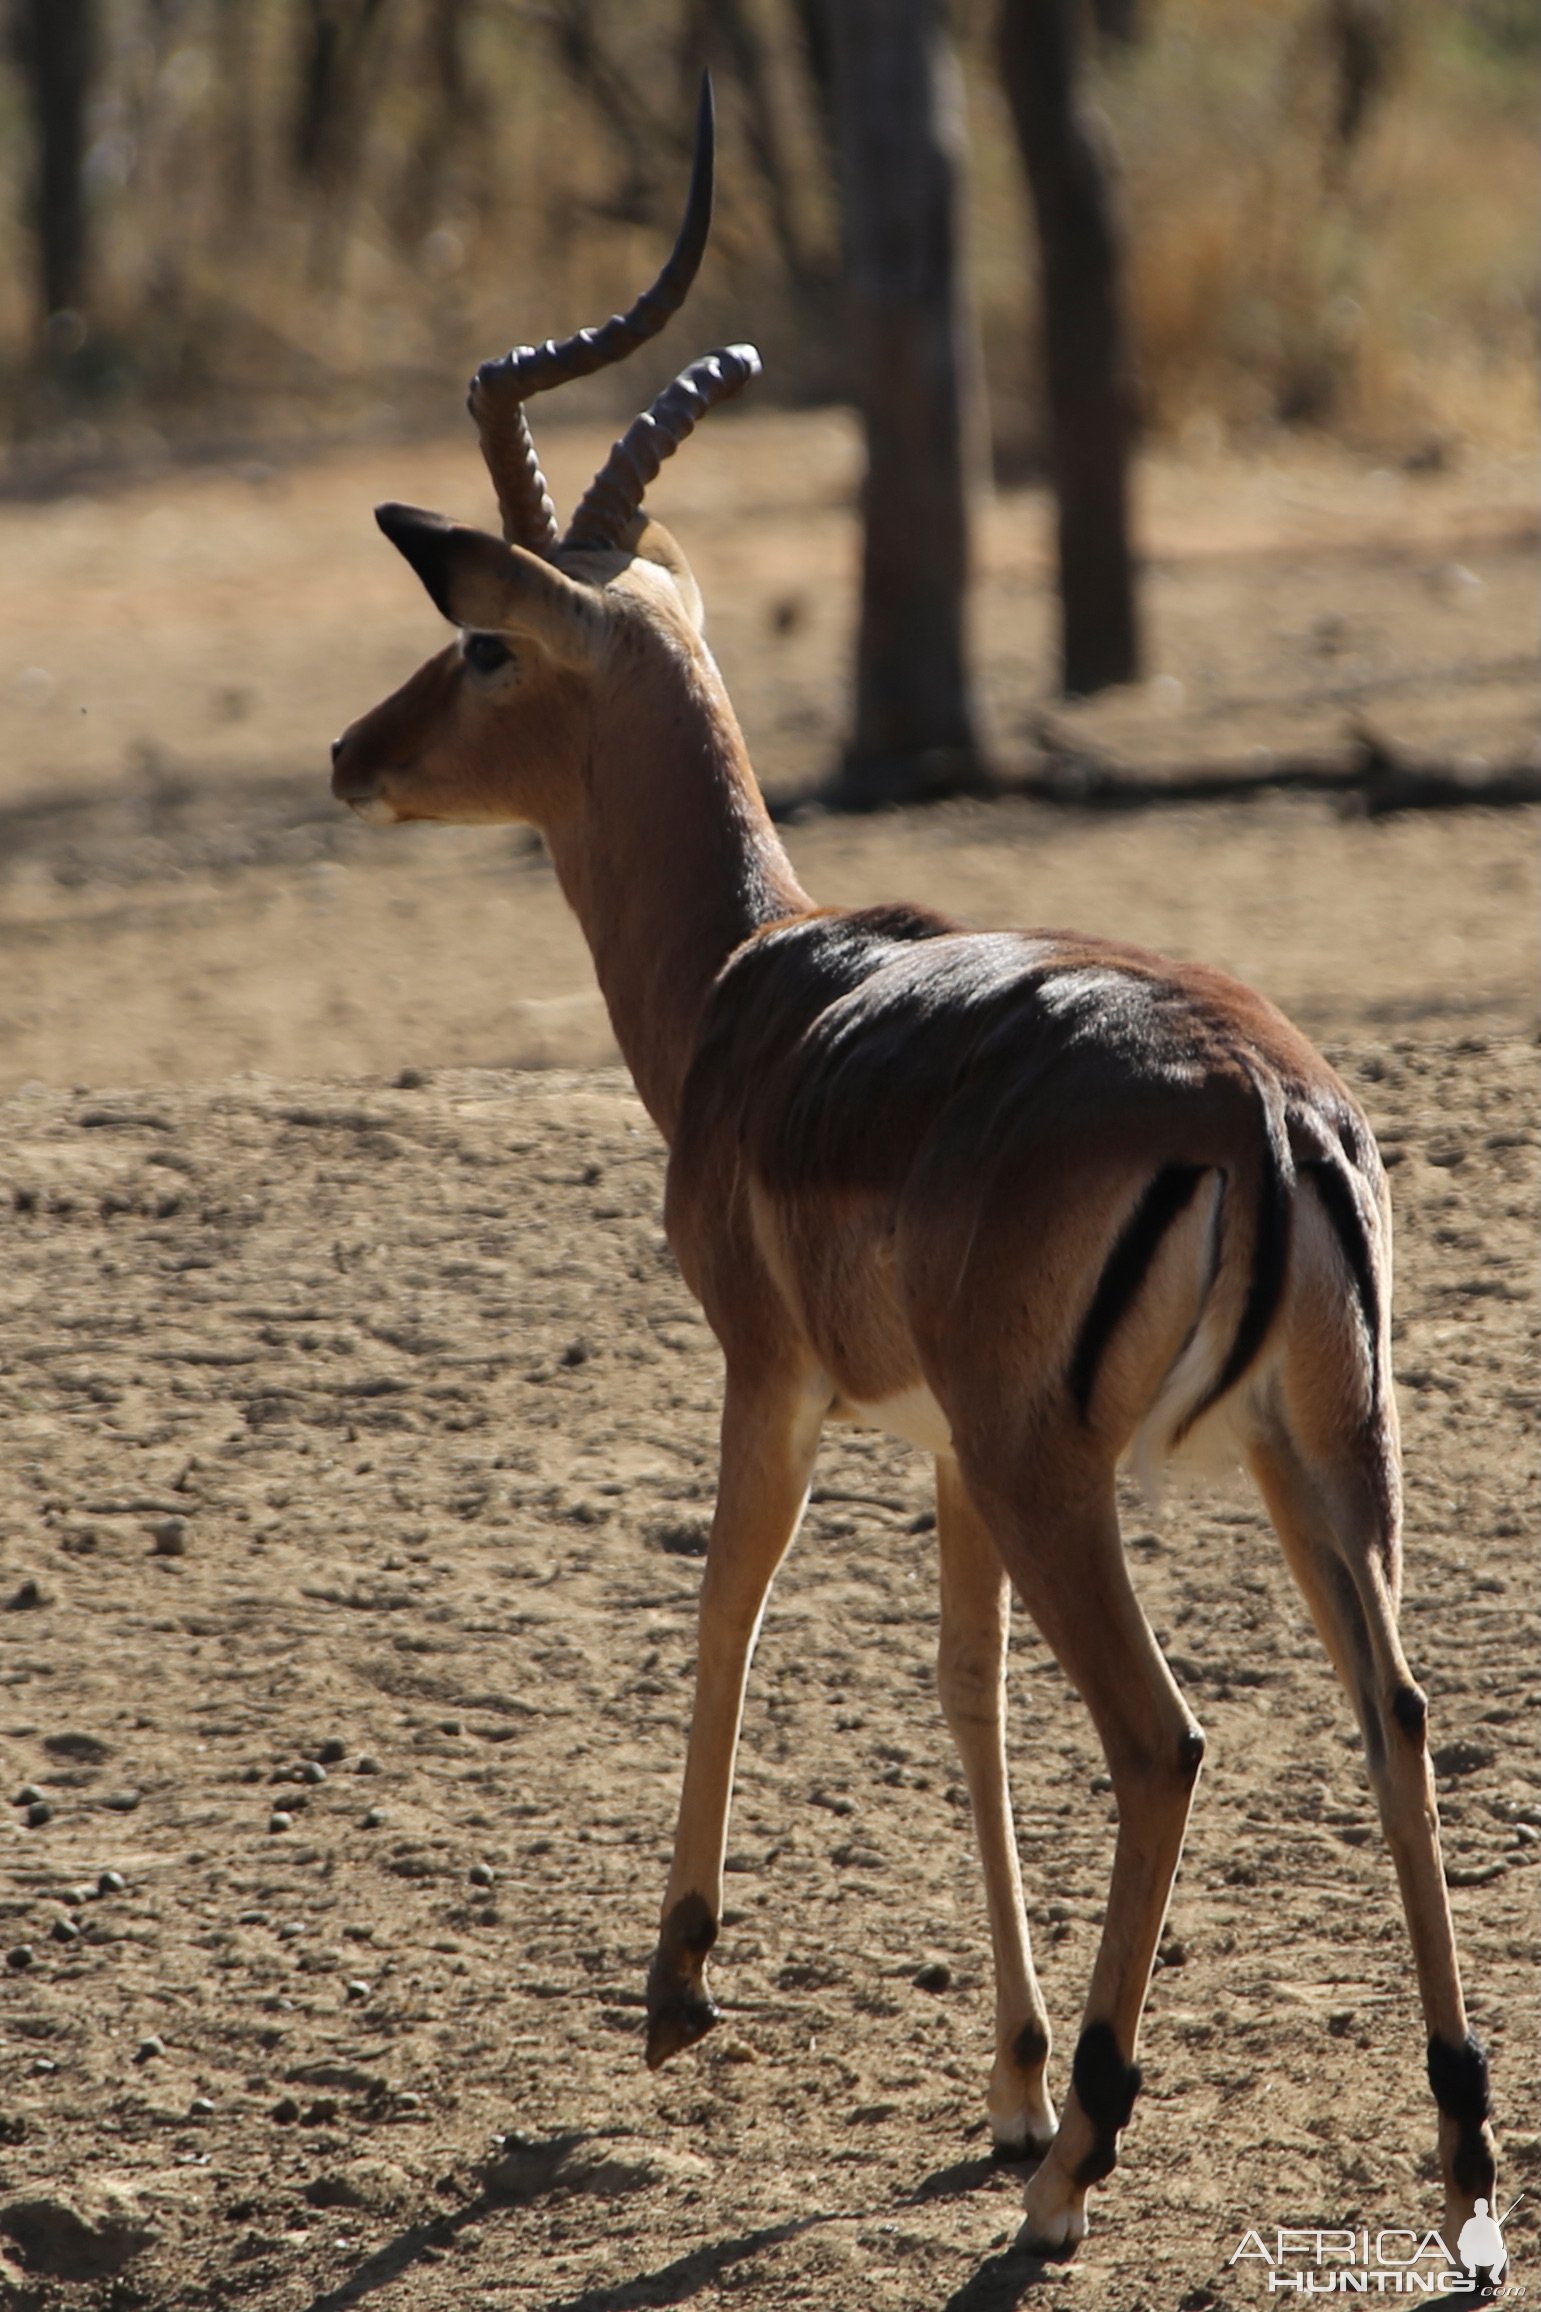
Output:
[{"xmin": 0, "ymin": 413, "xmax": 1536, "ymax": 2310}]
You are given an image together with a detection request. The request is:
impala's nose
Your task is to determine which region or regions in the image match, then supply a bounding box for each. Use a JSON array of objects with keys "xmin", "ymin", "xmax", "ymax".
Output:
[{"xmin": 329, "ymin": 731, "xmax": 372, "ymax": 801}]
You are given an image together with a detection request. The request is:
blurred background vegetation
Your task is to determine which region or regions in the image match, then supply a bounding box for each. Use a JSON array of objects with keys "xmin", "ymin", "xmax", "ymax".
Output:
[{"xmin": 0, "ymin": 0, "xmax": 1534, "ymax": 490}]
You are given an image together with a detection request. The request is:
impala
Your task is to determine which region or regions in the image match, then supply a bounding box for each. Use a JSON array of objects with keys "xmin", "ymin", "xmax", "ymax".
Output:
[{"xmin": 329, "ymin": 84, "xmax": 1496, "ymax": 2257}]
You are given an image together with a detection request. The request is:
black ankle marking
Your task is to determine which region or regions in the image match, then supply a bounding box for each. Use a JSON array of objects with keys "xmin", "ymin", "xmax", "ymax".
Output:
[
  {"xmin": 1070, "ymin": 2021, "xmax": 1142, "ymax": 2187},
  {"xmin": 1178, "ymin": 1726, "xmax": 1206, "ymax": 1781},
  {"xmin": 1428, "ymin": 2032, "xmax": 1489, "ymax": 2127},
  {"xmin": 1392, "ymin": 1683, "xmax": 1428, "ymax": 1744},
  {"xmin": 1012, "ymin": 2022, "xmax": 1049, "ymax": 2074},
  {"xmin": 660, "ymin": 1892, "xmax": 718, "ymax": 1965}
]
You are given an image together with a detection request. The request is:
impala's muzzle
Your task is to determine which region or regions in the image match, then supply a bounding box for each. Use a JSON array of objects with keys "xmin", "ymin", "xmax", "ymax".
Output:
[{"xmin": 330, "ymin": 732, "xmax": 392, "ymax": 818}]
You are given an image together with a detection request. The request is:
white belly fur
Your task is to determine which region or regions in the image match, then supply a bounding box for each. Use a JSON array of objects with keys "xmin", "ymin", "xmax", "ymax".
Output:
[{"xmin": 848, "ymin": 1383, "xmax": 954, "ymax": 1456}]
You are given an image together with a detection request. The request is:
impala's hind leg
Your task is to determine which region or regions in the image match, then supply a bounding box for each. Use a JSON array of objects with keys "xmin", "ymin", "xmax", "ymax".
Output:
[
  {"xmin": 646, "ymin": 1364, "xmax": 824, "ymax": 2068},
  {"xmin": 1247, "ymin": 1424, "xmax": 1497, "ymax": 2238},
  {"xmin": 962, "ymin": 1459, "xmax": 1205, "ymax": 2257},
  {"xmin": 934, "ymin": 1455, "xmax": 1056, "ymax": 2159}
]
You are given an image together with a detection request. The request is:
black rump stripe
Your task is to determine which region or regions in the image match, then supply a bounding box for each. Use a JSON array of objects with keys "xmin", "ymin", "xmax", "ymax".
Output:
[
  {"xmin": 1070, "ymin": 1164, "xmax": 1207, "ymax": 1422},
  {"xmin": 1303, "ymin": 1157, "xmax": 1381, "ymax": 1409}
]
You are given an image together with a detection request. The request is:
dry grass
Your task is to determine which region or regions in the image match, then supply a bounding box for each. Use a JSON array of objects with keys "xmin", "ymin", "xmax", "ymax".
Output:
[{"xmin": 0, "ymin": 0, "xmax": 1532, "ymax": 475}]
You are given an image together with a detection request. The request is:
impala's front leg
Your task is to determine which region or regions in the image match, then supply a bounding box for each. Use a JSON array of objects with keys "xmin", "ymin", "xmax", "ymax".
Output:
[
  {"xmin": 645, "ymin": 1364, "xmax": 826, "ymax": 2068},
  {"xmin": 934, "ymin": 1456, "xmax": 1057, "ymax": 2159}
]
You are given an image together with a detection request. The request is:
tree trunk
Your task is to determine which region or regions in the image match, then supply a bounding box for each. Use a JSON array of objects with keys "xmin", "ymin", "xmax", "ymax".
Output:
[
  {"xmin": 14, "ymin": 0, "xmax": 96, "ymax": 342},
  {"xmin": 825, "ymin": 0, "xmax": 985, "ymax": 804},
  {"xmin": 999, "ymin": 0, "xmax": 1140, "ymax": 696}
]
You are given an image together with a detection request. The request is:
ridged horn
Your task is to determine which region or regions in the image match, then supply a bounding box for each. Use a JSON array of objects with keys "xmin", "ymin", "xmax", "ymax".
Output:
[
  {"xmin": 468, "ymin": 73, "xmax": 716, "ymax": 556},
  {"xmin": 563, "ymin": 345, "xmax": 762, "ymax": 552}
]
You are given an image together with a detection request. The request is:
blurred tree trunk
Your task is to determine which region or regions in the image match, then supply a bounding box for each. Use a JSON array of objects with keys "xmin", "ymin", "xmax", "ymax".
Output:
[
  {"xmin": 825, "ymin": 0, "xmax": 984, "ymax": 805},
  {"xmin": 999, "ymin": 0, "xmax": 1140, "ymax": 696},
  {"xmin": 13, "ymin": 0, "xmax": 96, "ymax": 344}
]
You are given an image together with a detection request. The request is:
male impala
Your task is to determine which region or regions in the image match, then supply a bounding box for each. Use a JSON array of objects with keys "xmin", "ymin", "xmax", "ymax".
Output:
[{"xmin": 329, "ymin": 85, "xmax": 1497, "ymax": 2257}]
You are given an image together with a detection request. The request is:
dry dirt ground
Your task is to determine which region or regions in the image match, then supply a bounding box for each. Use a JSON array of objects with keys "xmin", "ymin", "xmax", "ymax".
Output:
[{"xmin": 0, "ymin": 413, "xmax": 1536, "ymax": 2312}]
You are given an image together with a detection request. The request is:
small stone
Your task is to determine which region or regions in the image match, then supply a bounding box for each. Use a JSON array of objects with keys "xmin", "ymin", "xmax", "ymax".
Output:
[
  {"xmin": 102, "ymin": 1789, "xmax": 141, "ymax": 1813},
  {"xmin": 719, "ymin": 2037, "xmax": 758, "ymax": 2063},
  {"xmin": 269, "ymin": 1811, "xmax": 293, "ymax": 1834},
  {"xmin": 297, "ymin": 1761, "xmax": 327, "ymax": 1785},
  {"xmin": 150, "ymin": 1518, "xmax": 187, "ymax": 1557},
  {"xmin": 1090, "ymin": 1772, "xmax": 1113, "ymax": 1794},
  {"xmin": 49, "ymin": 1916, "xmax": 80, "ymax": 1945},
  {"xmin": 439, "ymin": 1719, "xmax": 463, "ymax": 1737},
  {"xmin": 394, "ymin": 2092, "xmax": 423, "ymax": 2114},
  {"xmin": 26, "ymin": 1799, "xmax": 53, "ymax": 1828},
  {"xmin": 13, "ymin": 1784, "xmax": 44, "ymax": 1807},
  {"xmin": 362, "ymin": 1807, "xmax": 385, "ymax": 1829},
  {"xmin": 30, "ymin": 2058, "xmax": 57, "ymax": 2075},
  {"xmin": 1158, "ymin": 1938, "xmax": 1188, "ymax": 1969},
  {"xmin": 135, "ymin": 2036, "xmax": 166, "ymax": 2064},
  {"xmin": 63, "ymin": 1885, "xmax": 92, "ymax": 1908},
  {"xmin": 316, "ymin": 1739, "xmax": 347, "ymax": 1765},
  {"xmin": 187, "ymin": 2096, "xmax": 215, "ymax": 2118},
  {"xmin": 912, "ymin": 1959, "xmax": 952, "ymax": 1994},
  {"xmin": 7, "ymin": 1945, "xmax": 36, "ymax": 1970},
  {"xmin": 345, "ymin": 1979, "xmax": 371, "ymax": 2002},
  {"xmin": 271, "ymin": 2096, "xmax": 301, "ymax": 2124},
  {"xmin": 355, "ymin": 1756, "xmax": 382, "ymax": 1776},
  {"xmin": 97, "ymin": 1869, "xmax": 126, "ymax": 1897},
  {"xmin": 6, "ymin": 1576, "xmax": 48, "ymax": 1611},
  {"xmin": 468, "ymin": 1862, "xmax": 495, "ymax": 1889},
  {"xmin": 303, "ymin": 2097, "xmax": 340, "ymax": 2126}
]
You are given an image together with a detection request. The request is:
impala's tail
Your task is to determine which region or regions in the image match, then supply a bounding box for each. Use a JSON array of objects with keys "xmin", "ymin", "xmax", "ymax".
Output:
[{"xmin": 1126, "ymin": 1065, "xmax": 1295, "ymax": 1499}]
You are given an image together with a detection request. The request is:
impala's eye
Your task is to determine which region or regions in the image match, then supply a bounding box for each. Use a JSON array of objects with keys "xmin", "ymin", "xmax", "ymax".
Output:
[{"xmin": 463, "ymin": 632, "xmax": 513, "ymax": 675}]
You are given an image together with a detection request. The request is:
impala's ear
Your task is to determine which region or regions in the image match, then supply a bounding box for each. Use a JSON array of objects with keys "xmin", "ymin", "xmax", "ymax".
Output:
[{"xmin": 375, "ymin": 504, "xmax": 603, "ymax": 667}]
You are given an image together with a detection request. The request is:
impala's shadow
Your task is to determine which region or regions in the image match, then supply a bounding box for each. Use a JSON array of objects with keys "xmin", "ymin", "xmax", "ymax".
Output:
[
  {"xmin": 297, "ymin": 2135, "xmax": 1057, "ymax": 2312},
  {"xmin": 297, "ymin": 2189, "xmax": 818, "ymax": 2312}
]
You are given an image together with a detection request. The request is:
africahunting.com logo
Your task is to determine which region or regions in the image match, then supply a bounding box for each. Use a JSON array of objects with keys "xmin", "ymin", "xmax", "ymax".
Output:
[{"xmin": 1227, "ymin": 2200, "xmax": 1524, "ymax": 2295}]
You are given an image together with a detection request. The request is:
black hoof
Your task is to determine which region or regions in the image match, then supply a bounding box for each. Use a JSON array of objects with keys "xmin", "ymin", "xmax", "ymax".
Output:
[
  {"xmin": 991, "ymin": 2134, "xmax": 1053, "ymax": 2168},
  {"xmin": 644, "ymin": 1983, "xmax": 720, "ymax": 2070}
]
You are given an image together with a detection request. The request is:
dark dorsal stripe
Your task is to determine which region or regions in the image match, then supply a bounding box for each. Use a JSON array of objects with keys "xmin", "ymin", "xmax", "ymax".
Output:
[
  {"xmin": 1173, "ymin": 1078, "xmax": 1293, "ymax": 1444},
  {"xmin": 1070, "ymin": 1163, "xmax": 1207, "ymax": 1422},
  {"xmin": 1303, "ymin": 1156, "xmax": 1381, "ymax": 1411}
]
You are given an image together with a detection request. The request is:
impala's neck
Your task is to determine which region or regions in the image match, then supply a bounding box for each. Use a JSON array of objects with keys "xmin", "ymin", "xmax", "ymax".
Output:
[{"xmin": 540, "ymin": 627, "xmax": 811, "ymax": 1140}]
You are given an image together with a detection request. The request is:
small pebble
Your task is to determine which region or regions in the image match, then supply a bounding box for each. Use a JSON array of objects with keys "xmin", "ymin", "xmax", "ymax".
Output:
[
  {"xmin": 102, "ymin": 1788, "xmax": 141, "ymax": 1813},
  {"xmin": 13, "ymin": 1783, "xmax": 43, "ymax": 1808},
  {"xmin": 26, "ymin": 1799, "xmax": 53, "ymax": 1828},
  {"xmin": 362, "ymin": 1806, "xmax": 385, "ymax": 1829},
  {"xmin": 63, "ymin": 1885, "xmax": 92, "ymax": 1908},
  {"xmin": 97, "ymin": 1868, "xmax": 127, "ymax": 1896},
  {"xmin": 394, "ymin": 2092, "xmax": 423, "ymax": 2113},
  {"xmin": 6, "ymin": 1576, "xmax": 48, "ymax": 1610},
  {"xmin": 29, "ymin": 2058, "xmax": 56, "ymax": 2076},
  {"xmin": 439, "ymin": 1719, "xmax": 463, "ymax": 1737},
  {"xmin": 316, "ymin": 1738, "xmax": 347, "ymax": 1765},
  {"xmin": 271, "ymin": 2096, "xmax": 301, "ymax": 2124},
  {"xmin": 345, "ymin": 1979, "xmax": 372, "ymax": 2002},
  {"xmin": 269, "ymin": 1811, "xmax": 294, "ymax": 1834},
  {"xmin": 135, "ymin": 2035, "xmax": 166, "ymax": 2063},
  {"xmin": 468, "ymin": 1862, "xmax": 495, "ymax": 1889},
  {"xmin": 7, "ymin": 1945, "xmax": 37, "ymax": 1970},
  {"xmin": 298, "ymin": 1761, "xmax": 327, "ymax": 1786},
  {"xmin": 912, "ymin": 1960, "xmax": 952, "ymax": 1994},
  {"xmin": 303, "ymin": 2096, "xmax": 339, "ymax": 2125},
  {"xmin": 50, "ymin": 1915, "xmax": 80, "ymax": 1944},
  {"xmin": 188, "ymin": 2096, "xmax": 215, "ymax": 2118},
  {"xmin": 151, "ymin": 1517, "xmax": 187, "ymax": 1557},
  {"xmin": 355, "ymin": 1756, "xmax": 382, "ymax": 1777}
]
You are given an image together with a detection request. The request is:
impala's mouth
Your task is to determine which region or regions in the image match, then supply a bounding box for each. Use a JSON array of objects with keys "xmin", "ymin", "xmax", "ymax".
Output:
[
  {"xmin": 330, "ymin": 754, "xmax": 401, "ymax": 823},
  {"xmin": 343, "ymin": 791, "xmax": 401, "ymax": 826}
]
